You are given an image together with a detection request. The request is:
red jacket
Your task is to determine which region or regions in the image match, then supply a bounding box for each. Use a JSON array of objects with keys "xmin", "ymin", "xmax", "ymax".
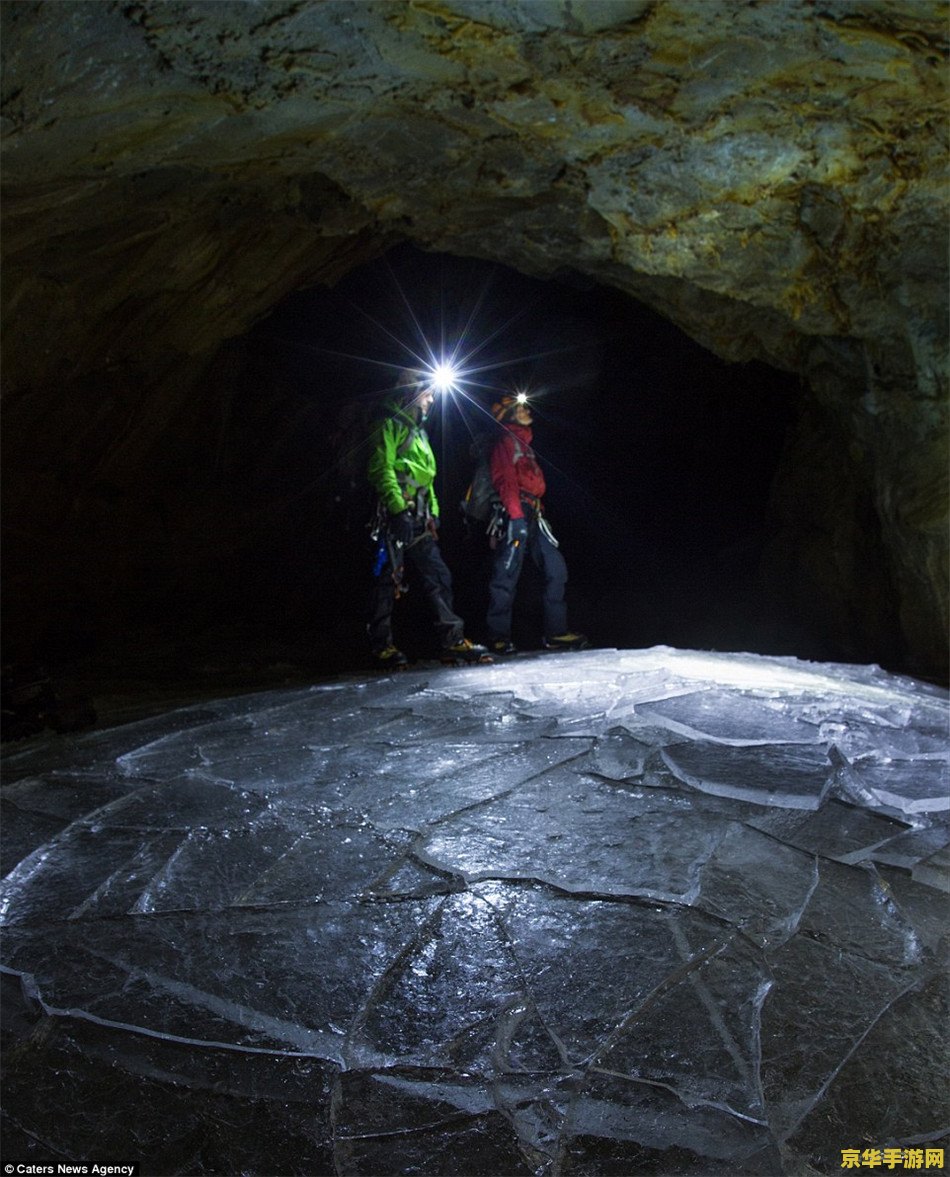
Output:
[{"xmin": 490, "ymin": 423, "xmax": 546, "ymax": 520}]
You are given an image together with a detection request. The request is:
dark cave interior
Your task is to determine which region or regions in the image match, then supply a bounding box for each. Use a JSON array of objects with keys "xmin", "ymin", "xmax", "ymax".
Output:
[
  {"xmin": 195, "ymin": 243, "xmax": 801, "ymax": 664},
  {"xmin": 4, "ymin": 240, "xmax": 840, "ymax": 731},
  {"xmin": 1, "ymin": 7, "xmax": 946, "ymax": 1172}
]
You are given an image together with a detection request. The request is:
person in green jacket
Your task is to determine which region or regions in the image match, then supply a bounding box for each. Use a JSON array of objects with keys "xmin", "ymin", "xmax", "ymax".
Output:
[{"xmin": 366, "ymin": 370, "xmax": 488, "ymax": 668}]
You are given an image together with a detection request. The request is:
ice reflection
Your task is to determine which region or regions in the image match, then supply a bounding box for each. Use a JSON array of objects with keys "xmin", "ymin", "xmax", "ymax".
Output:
[{"xmin": 1, "ymin": 647, "xmax": 947, "ymax": 1175}]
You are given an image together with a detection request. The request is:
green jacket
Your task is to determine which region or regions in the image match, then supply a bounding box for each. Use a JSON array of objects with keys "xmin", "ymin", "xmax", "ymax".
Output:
[{"xmin": 367, "ymin": 399, "xmax": 441, "ymax": 518}]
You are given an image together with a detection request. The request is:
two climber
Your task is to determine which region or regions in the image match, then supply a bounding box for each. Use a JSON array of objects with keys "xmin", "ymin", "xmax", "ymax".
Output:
[{"xmin": 364, "ymin": 370, "xmax": 586, "ymax": 668}]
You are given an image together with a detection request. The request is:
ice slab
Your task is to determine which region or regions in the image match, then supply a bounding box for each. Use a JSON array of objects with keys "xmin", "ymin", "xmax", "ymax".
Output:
[
  {"xmin": 0, "ymin": 774, "xmax": 137, "ymax": 821},
  {"xmin": 565, "ymin": 1070, "xmax": 779, "ymax": 1171},
  {"xmin": 0, "ymin": 800, "xmax": 75, "ymax": 878},
  {"xmin": 695, "ymin": 823, "xmax": 818, "ymax": 947},
  {"xmin": 869, "ymin": 823, "xmax": 950, "ymax": 873},
  {"xmin": 911, "ymin": 844, "xmax": 950, "ymax": 893},
  {"xmin": 130, "ymin": 821, "xmax": 301, "ymax": 913},
  {"xmin": 593, "ymin": 935, "xmax": 772, "ymax": 1120},
  {"xmin": 795, "ymin": 858, "xmax": 924, "ymax": 966},
  {"xmin": 759, "ymin": 934, "xmax": 918, "ymax": 1140},
  {"xmin": 478, "ymin": 884, "xmax": 732, "ymax": 1065},
  {"xmin": 661, "ymin": 741, "xmax": 835, "ymax": 809},
  {"xmin": 785, "ymin": 969, "xmax": 950, "ymax": 1169},
  {"xmin": 243, "ymin": 825, "xmax": 420, "ymax": 905},
  {"xmin": 635, "ymin": 689, "xmax": 824, "ymax": 745},
  {"xmin": 348, "ymin": 891, "xmax": 528, "ymax": 1071},
  {"xmin": 575, "ymin": 726, "xmax": 658, "ymax": 780},
  {"xmin": 873, "ymin": 864, "xmax": 950, "ymax": 955},
  {"xmin": 346, "ymin": 739, "xmax": 591, "ymax": 832},
  {"xmin": 835, "ymin": 755, "xmax": 950, "ymax": 815},
  {"xmin": 745, "ymin": 799, "xmax": 911, "ymax": 865},
  {"xmin": 417, "ymin": 768, "xmax": 736, "ymax": 902},
  {"xmin": 334, "ymin": 1070, "xmax": 533, "ymax": 1177},
  {"xmin": 1, "ymin": 646, "xmax": 946, "ymax": 1176},
  {"xmin": 3, "ymin": 901, "xmax": 440, "ymax": 1062},
  {"xmin": 0, "ymin": 1002, "xmax": 339, "ymax": 1175},
  {"xmin": 1, "ymin": 826, "xmax": 182, "ymax": 925}
]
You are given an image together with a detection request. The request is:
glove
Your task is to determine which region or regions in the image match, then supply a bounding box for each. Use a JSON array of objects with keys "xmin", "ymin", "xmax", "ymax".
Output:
[
  {"xmin": 389, "ymin": 510, "xmax": 415, "ymax": 546},
  {"xmin": 508, "ymin": 517, "xmax": 528, "ymax": 545}
]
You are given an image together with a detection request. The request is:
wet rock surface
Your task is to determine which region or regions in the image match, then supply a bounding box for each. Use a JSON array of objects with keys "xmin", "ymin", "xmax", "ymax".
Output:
[{"xmin": 1, "ymin": 647, "xmax": 947, "ymax": 1175}]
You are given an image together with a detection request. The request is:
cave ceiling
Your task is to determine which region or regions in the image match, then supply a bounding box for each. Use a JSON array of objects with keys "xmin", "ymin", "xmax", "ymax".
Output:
[
  {"xmin": 3, "ymin": 0, "xmax": 946, "ymax": 372},
  {"xmin": 1, "ymin": 0, "xmax": 948, "ymax": 674}
]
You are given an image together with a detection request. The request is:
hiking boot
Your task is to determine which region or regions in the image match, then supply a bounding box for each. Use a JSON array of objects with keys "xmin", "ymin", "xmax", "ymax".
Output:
[
  {"xmin": 490, "ymin": 639, "xmax": 518, "ymax": 656},
  {"xmin": 372, "ymin": 645, "xmax": 409, "ymax": 670},
  {"xmin": 441, "ymin": 638, "xmax": 492, "ymax": 665},
  {"xmin": 542, "ymin": 632, "xmax": 589, "ymax": 652}
]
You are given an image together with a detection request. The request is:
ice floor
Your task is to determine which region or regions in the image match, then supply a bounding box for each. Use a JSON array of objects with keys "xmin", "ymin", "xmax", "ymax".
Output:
[{"xmin": 1, "ymin": 646, "xmax": 947, "ymax": 1177}]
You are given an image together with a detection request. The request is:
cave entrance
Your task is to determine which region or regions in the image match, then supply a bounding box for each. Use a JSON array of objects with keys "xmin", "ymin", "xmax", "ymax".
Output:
[{"xmin": 231, "ymin": 242, "xmax": 800, "ymax": 662}]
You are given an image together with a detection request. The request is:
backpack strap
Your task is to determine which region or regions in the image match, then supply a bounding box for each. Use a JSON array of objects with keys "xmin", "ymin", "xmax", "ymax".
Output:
[
  {"xmin": 510, "ymin": 435, "xmax": 527, "ymax": 463},
  {"xmin": 396, "ymin": 422, "xmax": 424, "ymax": 459},
  {"xmin": 392, "ymin": 419, "xmax": 432, "ymax": 516}
]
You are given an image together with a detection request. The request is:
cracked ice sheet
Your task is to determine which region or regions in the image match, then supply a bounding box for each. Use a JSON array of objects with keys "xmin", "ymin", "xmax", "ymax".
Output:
[
  {"xmin": 363, "ymin": 688, "xmax": 560, "ymax": 741},
  {"xmin": 0, "ymin": 996, "xmax": 338, "ymax": 1176},
  {"xmin": 745, "ymin": 799, "xmax": 911, "ymax": 866},
  {"xmin": 1, "ymin": 647, "xmax": 948, "ymax": 1175},
  {"xmin": 785, "ymin": 970, "xmax": 950, "ymax": 1166},
  {"xmin": 98, "ymin": 677, "xmax": 473, "ymax": 783},
  {"xmin": 564, "ymin": 1070, "xmax": 780, "ymax": 1173},
  {"xmin": 348, "ymin": 891, "xmax": 530, "ymax": 1071},
  {"xmin": 574, "ymin": 726, "xmax": 668, "ymax": 781},
  {"xmin": 836, "ymin": 755, "xmax": 950, "ymax": 816},
  {"xmin": 334, "ymin": 1070, "xmax": 533, "ymax": 1177},
  {"xmin": 0, "ymin": 706, "xmax": 228, "ymax": 785},
  {"xmin": 0, "ymin": 774, "xmax": 139, "ymax": 821},
  {"xmin": 695, "ymin": 823, "xmax": 818, "ymax": 948},
  {"xmin": 0, "ymin": 800, "xmax": 77, "ymax": 878},
  {"xmin": 912, "ymin": 844, "xmax": 950, "ymax": 892},
  {"xmin": 416, "ymin": 668, "xmax": 676, "ymax": 738},
  {"xmin": 635, "ymin": 688, "xmax": 825, "ymax": 745},
  {"xmin": 2, "ymin": 900, "xmax": 440, "ymax": 1064},
  {"xmin": 343, "ymin": 740, "xmax": 591, "ymax": 833},
  {"xmin": 873, "ymin": 864, "xmax": 950, "ymax": 955},
  {"xmin": 661, "ymin": 740, "xmax": 835, "ymax": 809},
  {"xmin": 870, "ymin": 822, "xmax": 950, "ymax": 874},
  {"xmin": 1, "ymin": 816, "xmax": 427, "ymax": 923},
  {"xmin": 417, "ymin": 768, "xmax": 737, "ymax": 902},
  {"xmin": 474, "ymin": 883, "xmax": 734, "ymax": 1066},
  {"xmin": 795, "ymin": 858, "xmax": 924, "ymax": 966},
  {"xmin": 129, "ymin": 821, "xmax": 305, "ymax": 914},
  {"xmin": 759, "ymin": 933, "xmax": 921, "ymax": 1141},
  {"xmin": 0, "ymin": 773, "xmax": 141, "ymax": 877},
  {"xmin": 592, "ymin": 935, "xmax": 772, "ymax": 1122},
  {"xmin": 114, "ymin": 708, "xmax": 417, "ymax": 782},
  {"xmin": 263, "ymin": 741, "xmax": 508, "ymax": 816},
  {"xmin": 0, "ymin": 777, "xmax": 283, "ymax": 924},
  {"xmin": 0, "ymin": 826, "xmax": 186, "ymax": 925}
]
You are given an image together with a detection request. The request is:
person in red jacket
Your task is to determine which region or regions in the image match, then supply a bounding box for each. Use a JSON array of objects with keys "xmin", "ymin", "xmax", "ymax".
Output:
[{"xmin": 485, "ymin": 394, "xmax": 588, "ymax": 655}]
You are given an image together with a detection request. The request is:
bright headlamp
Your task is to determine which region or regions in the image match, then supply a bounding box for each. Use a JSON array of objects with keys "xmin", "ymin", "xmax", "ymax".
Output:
[{"xmin": 427, "ymin": 362, "xmax": 459, "ymax": 394}]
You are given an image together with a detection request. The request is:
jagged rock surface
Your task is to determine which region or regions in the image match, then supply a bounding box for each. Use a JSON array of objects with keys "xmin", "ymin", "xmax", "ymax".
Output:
[{"xmin": 1, "ymin": 1, "xmax": 947, "ymax": 673}]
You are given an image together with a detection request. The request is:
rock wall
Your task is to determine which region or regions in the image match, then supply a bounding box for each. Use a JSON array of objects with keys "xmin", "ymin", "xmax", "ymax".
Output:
[{"xmin": 1, "ymin": 0, "xmax": 947, "ymax": 675}]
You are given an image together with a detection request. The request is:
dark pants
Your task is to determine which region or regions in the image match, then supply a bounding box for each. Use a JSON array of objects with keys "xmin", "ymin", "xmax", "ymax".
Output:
[
  {"xmin": 368, "ymin": 520, "xmax": 464, "ymax": 653},
  {"xmin": 486, "ymin": 516, "xmax": 568, "ymax": 642}
]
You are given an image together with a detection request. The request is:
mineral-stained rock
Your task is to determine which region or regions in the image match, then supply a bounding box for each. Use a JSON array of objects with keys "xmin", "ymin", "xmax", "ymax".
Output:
[{"xmin": 1, "ymin": 0, "xmax": 947, "ymax": 675}]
